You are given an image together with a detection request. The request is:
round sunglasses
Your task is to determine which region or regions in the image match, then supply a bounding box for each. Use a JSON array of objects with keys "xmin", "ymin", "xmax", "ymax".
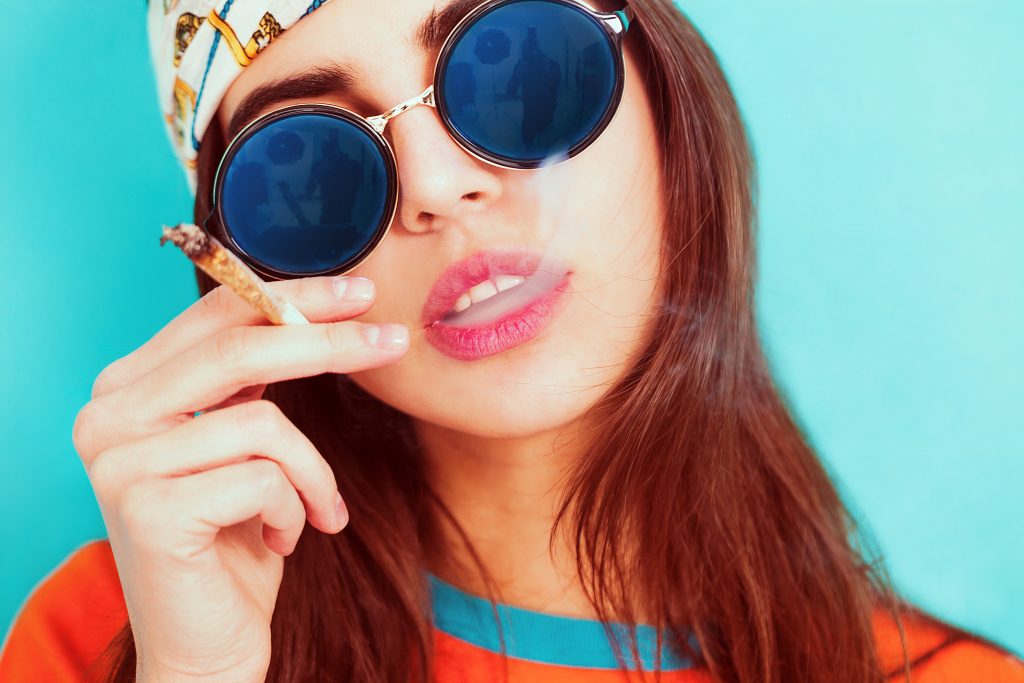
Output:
[{"xmin": 205, "ymin": 0, "xmax": 636, "ymax": 280}]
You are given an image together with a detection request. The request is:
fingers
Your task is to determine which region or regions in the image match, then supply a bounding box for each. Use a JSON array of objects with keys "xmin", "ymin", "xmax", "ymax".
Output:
[
  {"xmin": 91, "ymin": 274, "xmax": 377, "ymax": 400},
  {"xmin": 119, "ymin": 458, "xmax": 310, "ymax": 559},
  {"xmin": 75, "ymin": 318, "xmax": 408, "ymax": 458},
  {"xmin": 87, "ymin": 400, "xmax": 342, "ymax": 534},
  {"xmin": 141, "ymin": 319, "xmax": 408, "ymax": 418},
  {"xmin": 203, "ymin": 383, "xmax": 267, "ymax": 413}
]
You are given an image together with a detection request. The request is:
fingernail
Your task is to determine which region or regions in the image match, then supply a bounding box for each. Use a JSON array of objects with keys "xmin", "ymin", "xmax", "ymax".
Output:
[
  {"xmin": 362, "ymin": 323, "xmax": 409, "ymax": 350},
  {"xmin": 334, "ymin": 491, "xmax": 349, "ymax": 532},
  {"xmin": 332, "ymin": 276, "xmax": 374, "ymax": 301}
]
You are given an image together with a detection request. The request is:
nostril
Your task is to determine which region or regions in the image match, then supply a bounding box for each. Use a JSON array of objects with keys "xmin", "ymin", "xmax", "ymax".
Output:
[{"xmin": 464, "ymin": 192, "xmax": 481, "ymax": 200}]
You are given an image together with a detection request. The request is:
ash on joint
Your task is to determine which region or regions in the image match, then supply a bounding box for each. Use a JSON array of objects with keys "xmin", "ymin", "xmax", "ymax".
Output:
[{"xmin": 160, "ymin": 223, "xmax": 213, "ymax": 258}]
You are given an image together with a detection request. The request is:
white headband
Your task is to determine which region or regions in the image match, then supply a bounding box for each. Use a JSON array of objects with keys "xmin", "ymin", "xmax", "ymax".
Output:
[{"xmin": 147, "ymin": 0, "xmax": 335, "ymax": 195}]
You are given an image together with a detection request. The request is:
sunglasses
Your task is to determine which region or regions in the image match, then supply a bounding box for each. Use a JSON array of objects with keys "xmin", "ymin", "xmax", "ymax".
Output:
[{"xmin": 205, "ymin": 0, "xmax": 636, "ymax": 280}]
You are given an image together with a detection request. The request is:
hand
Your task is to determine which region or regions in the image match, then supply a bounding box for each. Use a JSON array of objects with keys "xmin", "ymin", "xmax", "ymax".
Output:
[{"xmin": 72, "ymin": 275, "xmax": 407, "ymax": 682}]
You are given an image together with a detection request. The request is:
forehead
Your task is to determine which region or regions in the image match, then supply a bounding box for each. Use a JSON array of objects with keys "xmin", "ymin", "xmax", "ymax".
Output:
[{"xmin": 219, "ymin": 0, "xmax": 469, "ymax": 129}]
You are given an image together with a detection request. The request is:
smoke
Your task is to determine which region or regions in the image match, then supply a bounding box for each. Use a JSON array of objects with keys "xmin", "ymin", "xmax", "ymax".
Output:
[{"xmin": 438, "ymin": 150, "xmax": 580, "ymax": 328}]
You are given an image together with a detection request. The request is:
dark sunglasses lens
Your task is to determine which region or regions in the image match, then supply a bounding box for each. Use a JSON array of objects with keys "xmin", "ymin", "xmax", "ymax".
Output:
[
  {"xmin": 439, "ymin": 0, "xmax": 619, "ymax": 165},
  {"xmin": 219, "ymin": 112, "xmax": 392, "ymax": 276}
]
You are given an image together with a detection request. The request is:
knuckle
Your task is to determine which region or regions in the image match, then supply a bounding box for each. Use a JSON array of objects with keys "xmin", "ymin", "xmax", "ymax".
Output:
[
  {"xmin": 233, "ymin": 399, "xmax": 286, "ymax": 441},
  {"xmin": 289, "ymin": 276, "xmax": 318, "ymax": 305},
  {"xmin": 195, "ymin": 284, "xmax": 230, "ymax": 321},
  {"xmin": 324, "ymin": 320, "xmax": 359, "ymax": 350},
  {"xmin": 72, "ymin": 400, "xmax": 103, "ymax": 461},
  {"xmin": 235, "ymin": 402, "xmax": 333, "ymax": 491},
  {"xmin": 209, "ymin": 326, "xmax": 253, "ymax": 369},
  {"xmin": 249, "ymin": 458, "xmax": 286, "ymax": 495},
  {"xmin": 91, "ymin": 360, "xmax": 126, "ymax": 399}
]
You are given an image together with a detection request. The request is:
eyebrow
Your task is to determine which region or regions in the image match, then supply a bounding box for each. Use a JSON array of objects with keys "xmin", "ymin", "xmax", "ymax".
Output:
[{"xmin": 225, "ymin": 0, "xmax": 482, "ymax": 140}]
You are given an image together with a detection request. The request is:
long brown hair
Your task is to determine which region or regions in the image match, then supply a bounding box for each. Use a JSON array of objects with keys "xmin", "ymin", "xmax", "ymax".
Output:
[{"xmin": 99, "ymin": 2, "xmax": 912, "ymax": 681}]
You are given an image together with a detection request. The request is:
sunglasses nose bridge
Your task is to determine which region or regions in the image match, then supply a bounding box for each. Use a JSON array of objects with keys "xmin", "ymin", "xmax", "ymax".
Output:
[{"xmin": 366, "ymin": 84, "xmax": 436, "ymax": 135}]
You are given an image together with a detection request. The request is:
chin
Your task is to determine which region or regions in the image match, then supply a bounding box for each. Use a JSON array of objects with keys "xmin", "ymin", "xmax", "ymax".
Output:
[{"xmin": 348, "ymin": 329, "xmax": 607, "ymax": 440}]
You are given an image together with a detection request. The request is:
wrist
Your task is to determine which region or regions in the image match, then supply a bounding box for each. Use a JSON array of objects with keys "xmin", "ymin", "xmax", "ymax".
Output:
[{"xmin": 136, "ymin": 660, "xmax": 266, "ymax": 683}]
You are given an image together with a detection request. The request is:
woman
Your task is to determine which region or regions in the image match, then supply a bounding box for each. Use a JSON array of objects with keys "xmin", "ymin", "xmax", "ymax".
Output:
[{"xmin": 1, "ymin": 0, "xmax": 1020, "ymax": 682}]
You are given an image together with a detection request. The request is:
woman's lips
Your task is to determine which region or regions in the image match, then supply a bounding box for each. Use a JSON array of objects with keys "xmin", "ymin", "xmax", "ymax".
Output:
[{"xmin": 420, "ymin": 247, "xmax": 572, "ymax": 361}]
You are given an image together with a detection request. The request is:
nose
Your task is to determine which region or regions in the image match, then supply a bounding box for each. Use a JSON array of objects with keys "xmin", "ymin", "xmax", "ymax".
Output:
[{"xmin": 386, "ymin": 105, "xmax": 504, "ymax": 234}]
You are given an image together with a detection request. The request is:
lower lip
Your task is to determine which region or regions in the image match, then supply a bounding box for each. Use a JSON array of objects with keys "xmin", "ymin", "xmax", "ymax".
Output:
[{"xmin": 424, "ymin": 273, "xmax": 572, "ymax": 361}]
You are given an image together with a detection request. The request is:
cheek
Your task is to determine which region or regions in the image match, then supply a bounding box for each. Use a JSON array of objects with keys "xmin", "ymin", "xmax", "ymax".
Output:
[
  {"xmin": 341, "ymin": 244, "xmax": 412, "ymax": 319},
  {"xmin": 560, "ymin": 55, "xmax": 666, "ymax": 348}
]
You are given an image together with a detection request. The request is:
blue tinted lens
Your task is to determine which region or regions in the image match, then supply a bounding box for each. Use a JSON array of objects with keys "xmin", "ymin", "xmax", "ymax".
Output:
[
  {"xmin": 439, "ymin": 0, "xmax": 618, "ymax": 165},
  {"xmin": 220, "ymin": 112, "xmax": 392, "ymax": 275}
]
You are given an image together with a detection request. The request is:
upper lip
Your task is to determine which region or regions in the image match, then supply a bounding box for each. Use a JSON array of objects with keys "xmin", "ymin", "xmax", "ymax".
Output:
[{"xmin": 421, "ymin": 246, "xmax": 568, "ymax": 327}]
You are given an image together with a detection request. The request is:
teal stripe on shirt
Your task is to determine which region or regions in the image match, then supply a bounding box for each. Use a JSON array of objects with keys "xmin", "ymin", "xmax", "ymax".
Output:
[{"xmin": 427, "ymin": 572, "xmax": 693, "ymax": 671}]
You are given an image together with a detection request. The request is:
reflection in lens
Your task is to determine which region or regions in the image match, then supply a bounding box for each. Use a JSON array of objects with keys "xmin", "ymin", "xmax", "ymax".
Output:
[
  {"xmin": 220, "ymin": 113, "xmax": 391, "ymax": 275},
  {"xmin": 265, "ymin": 130, "xmax": 305, "ymax": 165},
  {"xmin": 440, "ymin": 0, "xmax": 617, "ymax": 165}
]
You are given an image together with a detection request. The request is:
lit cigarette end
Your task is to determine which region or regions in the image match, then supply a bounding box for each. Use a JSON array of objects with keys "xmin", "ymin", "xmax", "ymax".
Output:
[{"xmin": 160, "ymin": 223, "xmax": 309, "ymax": 325}]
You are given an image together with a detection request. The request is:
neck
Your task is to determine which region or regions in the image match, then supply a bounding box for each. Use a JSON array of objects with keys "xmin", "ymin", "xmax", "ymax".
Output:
[{"xmin": 413, "ymin": 416, "xmax": 599, "ymax": 618}]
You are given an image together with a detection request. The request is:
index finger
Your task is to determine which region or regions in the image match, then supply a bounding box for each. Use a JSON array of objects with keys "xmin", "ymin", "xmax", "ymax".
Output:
[{"xmin": 92, "ymin": 274, "xmax": 375, "ymax": 399}]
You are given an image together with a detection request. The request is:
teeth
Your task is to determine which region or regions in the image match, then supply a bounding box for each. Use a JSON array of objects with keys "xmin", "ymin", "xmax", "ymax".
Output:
[
  {"xmin": 494, "ymin": 274, "xmax": 526, "ymax": 292},
  {"xmin": 452, "ymin": 292, "xmax": 472, "ymax": 313},
  {"xmin": 468, "ymin": 280, "xmax": 499, "ymax": 304},
  {"xmin": 447, "ymin": 275, "xmax": 527, "ymax": 316}
]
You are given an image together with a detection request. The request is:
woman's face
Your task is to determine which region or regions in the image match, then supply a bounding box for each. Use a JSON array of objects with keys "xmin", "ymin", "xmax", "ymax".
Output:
[{"xmin": 217, "ymin": 0, "xmax": 665, "ymax": 440}]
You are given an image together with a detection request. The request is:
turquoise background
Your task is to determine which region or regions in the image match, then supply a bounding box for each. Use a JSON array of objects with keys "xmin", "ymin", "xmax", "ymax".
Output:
[{"xmin": 1, "ymin": 0, "xmax": 1021, "ymax": 654}]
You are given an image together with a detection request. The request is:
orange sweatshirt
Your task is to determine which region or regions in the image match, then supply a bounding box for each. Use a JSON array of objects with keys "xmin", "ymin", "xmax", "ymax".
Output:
[{"xmin": 2, "ymin": 539, "xmax": 1022, "ymax": 682}]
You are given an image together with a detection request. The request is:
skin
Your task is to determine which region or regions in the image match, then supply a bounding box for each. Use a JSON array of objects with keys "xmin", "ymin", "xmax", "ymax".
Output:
[
  {"xmin": 73, "ymin": 1, "xmax": 664, "ymax": 680},
  {"xmin": 219, "ymin": 0, "xmax": 666, "ymax": 613}
]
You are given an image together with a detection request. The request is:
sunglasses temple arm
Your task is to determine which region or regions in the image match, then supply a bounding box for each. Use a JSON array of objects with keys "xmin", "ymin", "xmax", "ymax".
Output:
[
  {"xmin": 615, "ymin": 4, "xmax": 636, "ymax": 33},
  {"xmin": 202, "ymin": 208, "xmax": 222, "ymax": 238}
]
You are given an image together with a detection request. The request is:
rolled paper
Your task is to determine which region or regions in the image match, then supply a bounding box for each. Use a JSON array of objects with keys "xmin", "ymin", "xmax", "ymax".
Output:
[{"xmin": 160, "ymin": 223, "xmax": 309, "ymax": 325}]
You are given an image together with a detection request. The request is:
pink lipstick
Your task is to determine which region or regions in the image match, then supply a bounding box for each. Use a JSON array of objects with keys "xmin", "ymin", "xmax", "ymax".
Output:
[{"xmin": 421, "ymin": 247, "xmax": 572, "ymax": 361}]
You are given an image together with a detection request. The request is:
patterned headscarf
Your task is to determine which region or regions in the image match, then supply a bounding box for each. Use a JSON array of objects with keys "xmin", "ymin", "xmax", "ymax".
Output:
[{"xmin": 147, "ymin": 0, "xmax": 334, "ymax": 195}]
